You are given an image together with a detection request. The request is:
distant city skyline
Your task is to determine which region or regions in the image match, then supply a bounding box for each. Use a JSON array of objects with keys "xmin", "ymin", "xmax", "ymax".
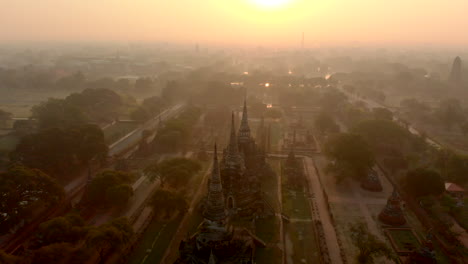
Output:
[{"xmin": 2, "ymin": 0, "xmax": 468, "ymax": 48}]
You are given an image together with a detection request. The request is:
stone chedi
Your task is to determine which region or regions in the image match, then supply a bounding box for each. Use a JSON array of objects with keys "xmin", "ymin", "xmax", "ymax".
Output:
[
  {"xmin": 174, "ymin": 145, "xmax": 260, "ymax": 264},
  {"xmin": 449, "ymin": 56, "xmax": 462, "ymax": 84},
  {"xmin": 220, "ymin": 102, "xmax": 267, "ymax": 219},
  {"xmin": 360, "ymin": 169, "xmax": 383, "ymax": 192},
  {"xmin": 378, "ymin": 189, "xmax": 406, "ymax": 226},
  {"xmin": 175, "ymin": 101, "xmax": 271, "ymax": 263}
]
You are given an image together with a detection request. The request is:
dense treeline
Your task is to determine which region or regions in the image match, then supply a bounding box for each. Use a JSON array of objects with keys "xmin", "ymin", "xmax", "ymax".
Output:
[
  {"xmin": 0, "ymin": 165, "xmax": 64, "ymax": 234},
  {"xmin": 11, "ymin": 124, "xmax": 108, "ymax": 178},
  {"xmin": 151, "ymin": 106, "xmax": 201, "ymax": 153}
]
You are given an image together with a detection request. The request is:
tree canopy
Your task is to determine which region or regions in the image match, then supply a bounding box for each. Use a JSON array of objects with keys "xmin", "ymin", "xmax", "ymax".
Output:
[
  {"xmin": 0, "ymin": 165, "xmax": 64, "ymax": 234},
  {"xmin": 324, "ymin": 133, "xmax": 375, "ymax": 182},
  {"xmin": 405, "ymin": 168, "xmax": 445, "ymax": 197},
  {"xmin": 145, "ymin": 157, "xmax": 201, "ymax": 188},
  {"xmin": 36, "ymin": 214, "xmax": 88, "ymax": 247},
  {"xmin": 86, "ymin": 170, "xmax": 134, "ymax": 208},
  {"xmin": 11, "ymin": 124, "xmax": 108, "ymax": 177},
  {"xmin": 86, "ymin": 217, "xmax": 133, "ymax": 261},
  {"xmin": 315, "ymin": 112, "xmax": 340, "ymax": 135}
]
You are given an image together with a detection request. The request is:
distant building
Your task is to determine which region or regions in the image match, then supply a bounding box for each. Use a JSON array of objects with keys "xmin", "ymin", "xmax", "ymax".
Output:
[
  {"xmin": 449, "ymin": 56, "xmax": 462, "ymax": 84},
  {"xmin": 444, "ymin": 182, "xmax": 465, "ymax": 199}
]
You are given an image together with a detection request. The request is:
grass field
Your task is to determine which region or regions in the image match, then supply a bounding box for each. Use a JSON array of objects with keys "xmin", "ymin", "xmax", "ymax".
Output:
[
  {"xmin": 255, "ymin": 246, "xmax": 283, "ymax": 264},
  {"xmin": 103, "ymin": 122, "xmax": 139, "ymax": 144},
  {"xmin": 256, "ymin": 216, "xmax": 280, "ymax": 243},
  {"xmin": 285, "ymin": 222, "xmax": 322, "ymax": 264},
  {"xmin": 387, "ymin": 229, "xmax": 420, "ymax": 252}
]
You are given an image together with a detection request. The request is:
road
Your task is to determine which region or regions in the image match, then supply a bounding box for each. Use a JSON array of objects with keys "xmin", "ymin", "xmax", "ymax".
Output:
[{"xmin": 108, "ymin": 103, "xmax": 185, "ymax": 156}]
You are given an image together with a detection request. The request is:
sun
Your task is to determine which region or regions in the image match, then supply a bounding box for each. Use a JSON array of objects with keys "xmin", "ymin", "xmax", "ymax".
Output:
[{"xmin": 250, "ymin": 0, "xmax": 293, "ymax": 9}]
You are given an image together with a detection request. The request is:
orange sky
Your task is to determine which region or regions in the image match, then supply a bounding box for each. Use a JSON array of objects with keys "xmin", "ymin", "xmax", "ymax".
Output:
[{"xmin": 2, "ymin": 0, "xmax": 468, "ymax": 47}]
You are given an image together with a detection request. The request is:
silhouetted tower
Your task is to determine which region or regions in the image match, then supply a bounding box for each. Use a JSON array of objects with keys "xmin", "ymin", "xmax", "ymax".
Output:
[
  {"xmin": 449, "ymin": 56, "xmax": 462, "ymax": 84},
  {"xmin": 238, "ymin": 99, "xmax": 251, "ymax": 145},
  {"xmin": 203, "ymin": 144, "xmax": 226, "ymax": 223}
]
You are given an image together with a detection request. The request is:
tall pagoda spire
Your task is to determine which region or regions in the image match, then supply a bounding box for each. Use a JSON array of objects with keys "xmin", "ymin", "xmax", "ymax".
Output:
[
  {"xmin": 203, "ymin": 144, "xmax": 226, "ymax": 222},
  {"xmin": 223, "ymin": 112, "xmax": 245, "ymax": 171},
  {"xmin": 227, "ymin": 112, "xmax": 239, "ymax": 155},
  {"xmin": 238, "ymin": 99, "xmax": 251, "ymax": 144}
]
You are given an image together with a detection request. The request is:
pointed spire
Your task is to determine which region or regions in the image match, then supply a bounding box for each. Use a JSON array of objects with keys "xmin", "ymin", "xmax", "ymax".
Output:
[
  {"xmin": 238, "ymin": 99, "xmax": 251, "ymax": 143},
  {"xmin": 208, "ymin": 250, "xmax": 216, "ymax": 264},
  {"xmin": 203, "ymin": 144, "xmax": 226, "ymax": 222},
  {"xmin": 227, "ymin": 112, "xmax": 239, "ymax": 155}
]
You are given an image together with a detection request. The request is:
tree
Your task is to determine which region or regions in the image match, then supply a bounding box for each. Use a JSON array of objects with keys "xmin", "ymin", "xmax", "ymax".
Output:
[
  {"xmin": 405, "ymin": 168, "xmax": 444, "ymax": 197},
  {"xmin": 144, "ymin": 158, "xmax": 201, "ymax": 188},
  {"xmin": 434, "ymin": 99, "xmax": 465, "ymax": 130},
  {"xmin": 349, "ymin": 222, "xmax": 395, "ymax": 264},
  {"xmin": 65, "ymin": 88, "xmax": 123, "ymax": 123},
  {"xmin": 320, "ymin": 88, "xmax": 348, "ymax": 112},
  {"xmin": 86, "ymin": 170, "xmax": 134, "ymax": 207},
  {"xmin": 434, "ymin": 149, "xmax": 468, "ymax": 184},
  {"xmin": 105, "ymin": 184, "xmax": 134, "ymax": 207},
  {"xmin": 134, "ymin": 77, "xmax": 153, "ymax": 93},
  {"xmin": 31, "ymin": 98, "xmax": 87, "ymax": 129},
  {"xmin": 352, "ymin": 119, "xmax": 425, "ymax": 155},
  {"xmin": 315, "ymin": 112, "xmax": 340, "ymax": 134},
  {"xmin": 150, "ymin": 190, "xmax": 188, "ymax": 218},
  {"xmin": 324, "ymin": 133, "xmax": 375, "ymax": 182},
  {"xmin": 130, "ymin": 106, "xmax": 150, "ymax": 122},
  {"xmin": 0, "ymin": 165, "xmax": 64, "ymax": 234},
  {"xmin": 36, "ymin": 214, "xmax": 87, "ymax": 247},
  {"xmin": 86, "ymin": 218, "xmax": 133, "ymax": 261},
  {"xmin": 31, "ymin": 243, "xmax": 75, "ymax": 264},
  {"xmin": 11, "ymin": 125, "xmax": 108, "ymax": 177},
  {"xmin": 142, "ymin": 96, "xmax": 164, "ymax": 115}
]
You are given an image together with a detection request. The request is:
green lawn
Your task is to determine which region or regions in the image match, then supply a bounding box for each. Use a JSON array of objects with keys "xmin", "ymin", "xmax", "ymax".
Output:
[
  {"xmin": 387, "ymin": 229, "xmax": 420, "ymax": 252},
  {"xmin": 103, "ymin": 122, "xmax": 139, "ymax": 144},
  {"xmin": 264, "ymin": 159, "xmax": 281, "ymax": 211},
  {"xmin": 128, "ymin": 216, "xmax": 183, "ymax": 264},
  {"xmin": 255, "ymin": 216, "xmax": 280, "ymax": 243},
  {"xmin": 285, "ymin": 222, "xmax": 322, "ymax": 264},
  {"xmin": 256, "ymin": 246, "xmax": 282, "ymax": 264}
]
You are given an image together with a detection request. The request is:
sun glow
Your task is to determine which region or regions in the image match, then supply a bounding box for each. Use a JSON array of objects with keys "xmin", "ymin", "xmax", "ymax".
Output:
[{"xmin": 250, "ymin": 0, "xmax": 293, "ymax": 9}]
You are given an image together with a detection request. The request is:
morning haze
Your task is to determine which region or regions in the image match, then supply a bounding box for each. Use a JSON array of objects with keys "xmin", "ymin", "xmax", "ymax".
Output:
[
  {"xmin": 2, "ymin": 0, "xmax": 468, "ymax": 47},
  {"xmin": 0, "ymin": 1, "xmax": 467, "ymax": 264}
]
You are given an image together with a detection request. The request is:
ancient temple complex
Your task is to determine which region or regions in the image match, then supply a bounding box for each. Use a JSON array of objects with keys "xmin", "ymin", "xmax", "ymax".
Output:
[
  {"xmin": 174, "ymin": 101, "xmax": 270, "ymax": 263},
  {"xmin": 379, "ymin": 189, "xmax": 406, "ymax": 226},
  {"xmin": 220, "ymin": 101, "xmax": 267, "ymax": 218}
]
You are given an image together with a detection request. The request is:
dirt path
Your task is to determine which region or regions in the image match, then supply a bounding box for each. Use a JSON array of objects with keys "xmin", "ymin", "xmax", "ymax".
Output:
[{"xmin": 303, "ymin": 157, "xmax": 343, "ymax": 264}]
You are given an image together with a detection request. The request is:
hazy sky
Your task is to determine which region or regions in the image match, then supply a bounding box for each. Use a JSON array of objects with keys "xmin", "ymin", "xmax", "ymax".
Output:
[{"xmin": 2, "ymin": 0, "xmax": 468, "ymax": 47}]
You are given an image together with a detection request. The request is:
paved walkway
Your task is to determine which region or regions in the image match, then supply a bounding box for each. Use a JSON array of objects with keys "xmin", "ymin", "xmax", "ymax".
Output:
[{"xmin": 303, "ymin": 157, "xmax": 343, "ymax": 264}]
